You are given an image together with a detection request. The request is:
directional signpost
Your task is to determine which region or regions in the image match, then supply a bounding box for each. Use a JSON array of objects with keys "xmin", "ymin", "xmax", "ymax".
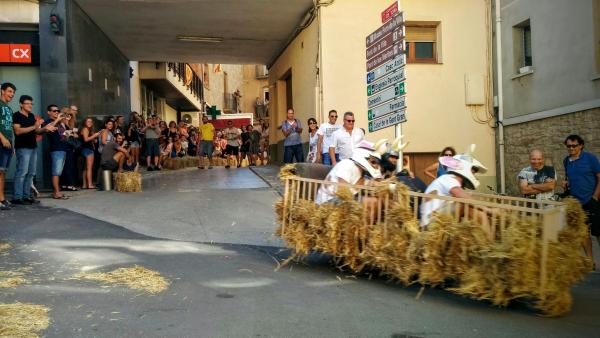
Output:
[{"xmin": 366, "ymin": 4, "xmax": 407, "ymax": 133}]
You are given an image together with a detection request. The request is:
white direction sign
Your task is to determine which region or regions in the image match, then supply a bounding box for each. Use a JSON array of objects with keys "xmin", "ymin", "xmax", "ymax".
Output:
[
  {"xmin": 367, "ymin": 82, "xmax": 406, "ymax": 109},
  {"xmin": 368, "ymin": 108, "xmax": 407, "ymax": 132},
  {"xmin": 367, "ymin": 66, "xmax": 405, "ymax": 96},
  {"xmin": 368, "ymin": 95, "xmax": 406, "ymax": 120},
  {"xmin": 367, "ymin": 54, "xmax": 405, "ymax": 84}
]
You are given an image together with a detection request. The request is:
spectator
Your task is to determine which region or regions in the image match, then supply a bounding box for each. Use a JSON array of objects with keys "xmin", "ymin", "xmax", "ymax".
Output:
[
  {"xmin": 159, "ymin": 136, "xmax": 172, "ymax": 164},
  {"xmin": 98, "ymin": 117, "xmax": 114, "ymax": 155},
  {"xmin": 11, "ymin": 95, "xmax": 54, "ymax": 205},
  {"xmin": 173, "ymin": 135, "xmax": 185, "ymax": 158},
  {"xmin": 159, "ymin": 120, "xmax": 168, "ymax": 136},
  {"xmin": 223, "ymin": 120, "xmax": 241, "ymax": 169},
  {"xmin": 240, "ymin": 125, "xmax": 250, "ymax": 166},
  {"xmin": 517, "ymin": 149, "xmax": 556, "ymax": 200},
  {"xmin": 60, "ymin": 109, "xmax": 79, "ymax": 192},
  {"xmin": 126, "ymin": 120, "xmax": 142, "ymax": 164},
  {"xmin": 317, "ymin": 110, "xmax": 341, "ymax": 164},
  {"xmin": 306, "ymin": 118, "xmax": 319, "ymax": 163},
  {"xmin": 198, "ymin": 115, "xmax": 215, "ymax": 169},
  {"xmin": 424, "ymin": 146, "xmax": 457, "ymax": 180},
  {"xmin": 178, "ymin": 121, "xmax": 189, "ymax": 140},
  {"xmin": 260, "ymin": 120, "xmax": 270, "ymax": 161},
  {"xmin": 114, "ymin": 115, "xmax": 125, "ymax": 135},
  {"xmin": 0, "ymin": 82, "xmax": 16, "ymax": 210},
  {"xmin": 100, "ymin": 133, "xmax": 129, "ymax": 173},
  {"xmin": 248, "ymin": 124, "xmax": 261, "ymax": 166},
  {"xmin": 281, "ymin": 108, "xmax": 303, "ymax": 163},
  {"xmin": 187, "ymin": 129, "xmax": 199, "ymax": 157},
  {"xmin": 80, "ymin": 117, "xmax": 100, "ymax": 189},
  {"xmin": 143, "ymin": 116, "xmax": 161, "ymax": 171},
  {"xmin": 43, "ymin": 104, "xmax": 70, "ymax": 199},
  {"xmin": 562, "ymin": 135, "xmax": 600, "ymax": 268},
  {"xmin": 166, "ymin": 121, "xmax": 178, "ymax": 139},
  {"xmin": 329, "ymin": 112, "xmax": 363, "ymax": 165}
]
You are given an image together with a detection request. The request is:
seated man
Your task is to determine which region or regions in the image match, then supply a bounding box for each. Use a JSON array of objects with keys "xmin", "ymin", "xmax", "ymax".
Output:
[
  {"xmin": 315, "ymin": 140, "xmax": 386, "ymax": 205},
  {"xmin": 100, "ymin": 133, "xmax": 130, "ymax": 173},
  {"xmin": 518, "ymin": 149, "xmax": 556, "ymax": 200},
  {"xmin": 420, "ymin": 151, "xmax": 489, "ymax": 233}
]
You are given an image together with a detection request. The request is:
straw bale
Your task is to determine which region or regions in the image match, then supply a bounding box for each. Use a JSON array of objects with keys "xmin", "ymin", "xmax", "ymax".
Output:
[
  {"xmin": 73, "ymin": 265, "xmax": 169, "ymax": 294},
  {"xmin": 114, "ymin": 172, "xmax": 142, "ymax": 192},
  {"xmin": 163, "ymin": 158, "xmax": 175, "ymax": 170},
  {"xmin": 0, "ymin": 302, "xmax": 50, "ymax": 338},
  {"xmin": 0, "ymin": 243, "xmax": 11, "ymax": 252},
  {"xmin": 275, "ymin": 173, "xmax": 591, "ymax": 316}
]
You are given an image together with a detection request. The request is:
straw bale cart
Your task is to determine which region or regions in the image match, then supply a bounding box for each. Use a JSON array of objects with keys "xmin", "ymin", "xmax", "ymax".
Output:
[{"xmin": 276, "ymin": 164, "xmax": 591, "ymax": 316}]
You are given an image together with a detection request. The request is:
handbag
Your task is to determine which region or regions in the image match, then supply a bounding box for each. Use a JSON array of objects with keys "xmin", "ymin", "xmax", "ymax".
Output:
[{"xmin": 67, "ymin": 136, "xmax": 82, "ymax": 151}]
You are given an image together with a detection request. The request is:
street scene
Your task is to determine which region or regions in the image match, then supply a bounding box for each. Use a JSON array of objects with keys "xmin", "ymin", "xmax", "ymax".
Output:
[{"xmin": 1, "ymin": 0, "xmax": 600, "ymax": 337}]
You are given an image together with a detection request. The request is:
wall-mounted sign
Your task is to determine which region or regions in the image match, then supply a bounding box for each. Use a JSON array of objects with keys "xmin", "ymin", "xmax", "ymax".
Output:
[
  {"xmin": 0, "ymin": 44, "xmax": 32, "ymax": 63},
  {"xmin": 381, "ymin": 2, "xmax": 399, "ymax": 23}
]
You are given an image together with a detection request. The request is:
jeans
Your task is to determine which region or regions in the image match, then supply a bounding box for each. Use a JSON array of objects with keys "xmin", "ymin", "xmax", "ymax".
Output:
[
  {"xmin": 284, "ymin": 144, "xmax": 304, "ymax": 164},
  {"xmin": 50, "ymin": 151, "xmax": 66, "ymax": 176},
  {"xmin": 321, "ymin": 152, "xmax": 339, "ymax": 165},
  {"xmin": 0, "ymin": 145, "xmax": 12, "ymax": 172},
  {"xmin": 13, "ymin": 148, "xmax": 37, "ymax": 200}
]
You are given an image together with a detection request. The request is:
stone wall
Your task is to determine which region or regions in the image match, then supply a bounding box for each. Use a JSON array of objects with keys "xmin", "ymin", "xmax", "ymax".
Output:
[{"xmin": 504, "ymin": 108, "xmax": 600, "ymax": 196}]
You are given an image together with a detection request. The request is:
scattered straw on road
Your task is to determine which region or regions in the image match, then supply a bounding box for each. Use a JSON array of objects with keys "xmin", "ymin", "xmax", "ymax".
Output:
[
  {"xmin": 0, "ymin": 302, "xmax": 50, "ymax": 338},
  {"xmin": 73, "ymin": 265, "xmax": 169, "ymax": 294}
]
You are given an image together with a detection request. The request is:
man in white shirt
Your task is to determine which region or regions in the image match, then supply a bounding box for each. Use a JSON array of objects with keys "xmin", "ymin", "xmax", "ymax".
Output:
[
  {"xmin": 316, "ymin": 140, "xmax": 384, "ymax": 205},
  {"xmin": 316, "ymin": 110, "xmax": 341, "ymax": 165},
  {"xmin": 329, "ymin": 112, "xmax": 364, "ymax": 165}
]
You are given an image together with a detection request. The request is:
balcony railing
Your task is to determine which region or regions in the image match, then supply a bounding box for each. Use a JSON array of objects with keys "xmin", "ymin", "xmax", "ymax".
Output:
[{"xmin": 167, "ymin": 62, "xmax": 203, "ymax": 101}]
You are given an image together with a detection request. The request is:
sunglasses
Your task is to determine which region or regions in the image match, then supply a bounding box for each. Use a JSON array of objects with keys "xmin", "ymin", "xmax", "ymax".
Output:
[
  {"xmin": 345, "ymin": 119, "xmax": 355, "ymax": 123},
  {"xmin": 329, "ymin": 115, "xmax": 338, "ymax": 118},
  {"xmin": 566, "ymin": 144, "xmax": 580, "ymax": 148},
  {"xmin": 308, "ymin": 122, "xmax": 316, "ymax": 124},
  {"xmin": 50, "ymin": 109, "xmax": 59, "ymax": 112}
]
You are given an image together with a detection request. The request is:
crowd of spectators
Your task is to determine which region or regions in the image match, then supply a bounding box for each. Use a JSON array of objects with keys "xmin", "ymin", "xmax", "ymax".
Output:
[{"xmin": 0, "ymin": 82, "xmax": 270, "ymax": 208}]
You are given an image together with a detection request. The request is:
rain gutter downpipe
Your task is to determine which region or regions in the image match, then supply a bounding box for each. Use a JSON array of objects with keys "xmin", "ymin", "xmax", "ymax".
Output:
[{"xmin": 495, "ymin": 0, "xmax": 506, "ymax": 194}]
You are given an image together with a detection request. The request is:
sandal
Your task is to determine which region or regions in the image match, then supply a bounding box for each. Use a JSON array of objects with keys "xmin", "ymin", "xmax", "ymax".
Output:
[{"xmin": 52, "ymin": 194, "xmax": 69, "ymax": 200}]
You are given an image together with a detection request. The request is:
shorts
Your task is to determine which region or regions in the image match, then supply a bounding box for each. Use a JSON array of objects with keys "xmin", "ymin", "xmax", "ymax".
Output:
[
  {"xmin": 81, "ymin": 148, "xmax": 94, "ymax": 157},
  {"xmin": 50, "ymin": 151, "xmax": 66, "ymax": 176},
  {"xmin": 0, "ymin": 145, "xmax": 12, "ymax": 172},
  {"xmin": 101, "ymin": 159, "xmax": 118, "ymax": 171},
  {"xmin": 146, "ymin": 138, "xmax": 160, "ymax": 157},
  {"xmin": 225, "ymin": 145, "xmax": 239, "ymax": 156},
  {"xmin": 583, "ymin": 199, "xmax": 600, "ymax": 237},
  {"xmin": 200, "ymin": 141, "xmax": 214, "ymax": 158},
  {"xmin": 130, "ymin": 141, "xmax": 140, "ymax": 148},
  {"xmin": 250, "ymin": 144, "xmax": 260, "ymax": 154}
]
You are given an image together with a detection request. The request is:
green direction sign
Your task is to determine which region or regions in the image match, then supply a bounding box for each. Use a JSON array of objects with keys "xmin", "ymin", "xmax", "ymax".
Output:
[
  {"xmin": 368, "ymin": 108, "xmax": 407, "ymax": 132},
  {"xmin": 367, "ymin": 81, "xmax": 406, "ymax": 108},
  {"xmin": 367, "ymin": 66, "xmax": 405, "ymax": 96}
]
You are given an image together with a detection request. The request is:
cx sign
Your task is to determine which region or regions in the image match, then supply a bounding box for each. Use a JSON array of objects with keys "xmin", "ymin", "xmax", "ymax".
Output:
[{"xmin": 0, "ymin": 44, "xmax": 32, "ymax": 63}]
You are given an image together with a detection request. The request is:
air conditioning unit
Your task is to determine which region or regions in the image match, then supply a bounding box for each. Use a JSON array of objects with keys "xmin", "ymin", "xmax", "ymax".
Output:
[{"xmin": 519, "ymin": 65, "xmax": 533, "ymax": 74}]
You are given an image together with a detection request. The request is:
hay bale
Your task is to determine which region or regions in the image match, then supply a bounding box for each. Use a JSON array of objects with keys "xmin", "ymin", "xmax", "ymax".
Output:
[
  {"xmin": 73, "ymin": 265, "xmax": 169, "ymax": 294},
  {"xmin": 163, "ymin": 158, "xmax": 175, "ymax": 170},
  {"xmin": 113, "ymin": 172, "xmax": 142, "ymax": 192},
  {"xmin": 0, "ymin": 302, "xmax": 50, "ymax": 337}
]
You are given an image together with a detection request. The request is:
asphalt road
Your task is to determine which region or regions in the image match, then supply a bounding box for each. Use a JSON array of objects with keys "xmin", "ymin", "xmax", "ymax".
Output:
[{"xmin": 1, "ymin": 168, "xmax": 599, "ymax": 338}]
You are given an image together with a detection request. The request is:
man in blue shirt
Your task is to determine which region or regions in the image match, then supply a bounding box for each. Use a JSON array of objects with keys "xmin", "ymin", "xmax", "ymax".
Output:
[
  {"xmin": 563, "ymin": 134, "xmax": 600, "ymax": 268},
  {"xmin": 280, "ymin": 108, "xmax": 303, "ymax": 163}
]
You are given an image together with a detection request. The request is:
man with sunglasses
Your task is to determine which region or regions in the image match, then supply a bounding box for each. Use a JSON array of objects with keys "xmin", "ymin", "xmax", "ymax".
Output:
[
  {"xmin": 316, "ymin": 110, "xmax": 341, "ymax": 165},
  {"xmin": 43, "ymin": 105, "xmax": 69, "ymax": 199},
  {"xmin": 562, "ymin": 134, "xmax": 600, "ymax": 268},
  {"xmin": 329, "ymin": 111, "xmax": 364, "ymax": 166},
  {"xmin": 0, "ymin": 83, "xmax": 16, "ymax": 210},
  {"xmin": 280, "ymin": 108, "xmax": 303, "ymax": 164}
]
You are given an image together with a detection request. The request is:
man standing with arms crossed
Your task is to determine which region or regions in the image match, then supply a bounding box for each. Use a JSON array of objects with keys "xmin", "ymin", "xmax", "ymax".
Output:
[
  {"xmin": 316, "ymin": 110, "xmax": 341, "ymax": 165},
  {"xmin": 12, "ymin": 95, "xmax": 55, "ymax": 205},
  {"xmin": 0, "ymin": 83, "xmax": 16, "ymax": 210},
  {"xmin": 517, "ymin": 149, "xmax": 556, "ymax": 201},
  {"xmin": 563, "ymin": 134, "xmax": 600, "ymax": 269}
]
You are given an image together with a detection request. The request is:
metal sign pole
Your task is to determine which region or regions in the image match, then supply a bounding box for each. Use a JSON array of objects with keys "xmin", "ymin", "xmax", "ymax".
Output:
[{"xmin": 396, "ymin": 0, "xmax": 403, "ymax": 172}]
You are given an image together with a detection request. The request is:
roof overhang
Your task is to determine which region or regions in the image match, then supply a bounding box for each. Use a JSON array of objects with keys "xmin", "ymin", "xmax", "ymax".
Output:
[{"xmin": 73, "ymin": 0, "xmax": 314, "ymax": 64}]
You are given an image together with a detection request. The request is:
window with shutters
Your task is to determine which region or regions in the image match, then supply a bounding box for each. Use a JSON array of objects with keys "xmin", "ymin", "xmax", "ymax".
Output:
[{"xmin": 405, "ymin": 22, "xmax": 439, "ymax": 64}]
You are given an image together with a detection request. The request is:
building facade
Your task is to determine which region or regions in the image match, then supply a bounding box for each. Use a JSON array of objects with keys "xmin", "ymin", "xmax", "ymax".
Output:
[
  {"xmin": 496, "ymin": 0, "xmax": 600, "ymax": 195},
  {"xmin": 268, "ymin": 0, "xmax": 496, "ymax": 188}
]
